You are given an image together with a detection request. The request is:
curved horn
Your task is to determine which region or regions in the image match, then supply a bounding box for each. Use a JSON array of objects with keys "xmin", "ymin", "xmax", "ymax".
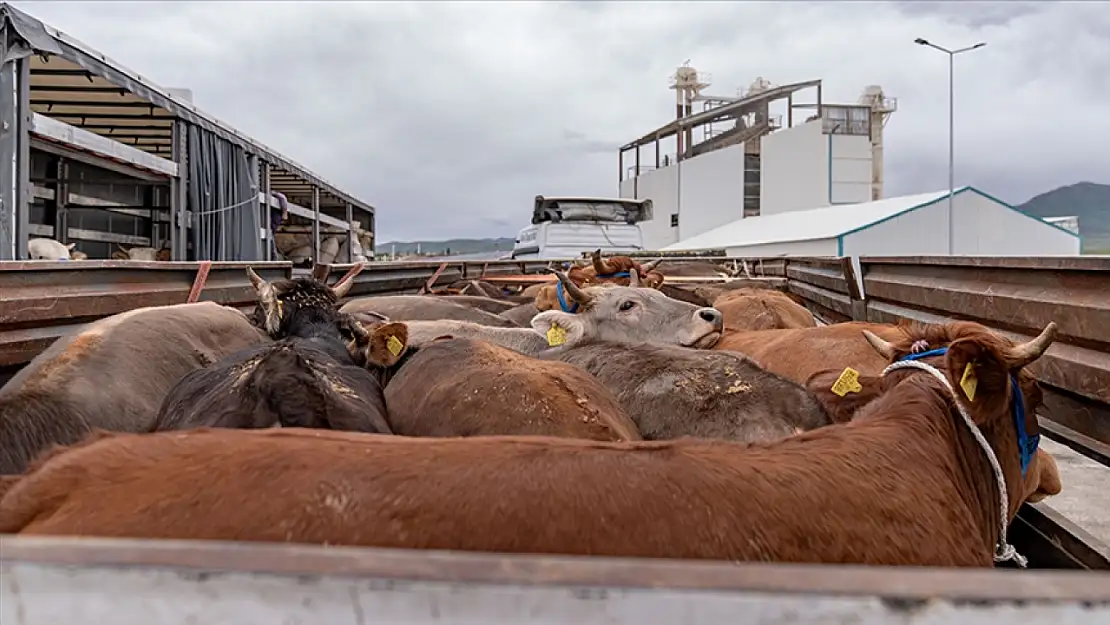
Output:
[
  {"xmin": 591, "ymin": 249, "xmax": 614, "ymax": 274},
  {"xmin": 862, "ymin": 330, "xmax": 898, "ymax": 360},
  {"xmin": 245, "ymin": 266, "xmax": 269, "ymax": 293},
  {"xmin": 628, "ymin": 268, "xmax": 641, "ymax": 288},
  {"xmin": 1008, "ymin": 322, "xmax": 1058, "ymax": 369},
  {"xmin": 640, "ymin": 258, "xmax": 663, "ymax": 273},
  {"xmin": 330, "ymin": 263, "xmax": 365, "ymax": 299},
  {"xmin": 555, "ymin": 270, "xmax": 592, "ymax": 304}
]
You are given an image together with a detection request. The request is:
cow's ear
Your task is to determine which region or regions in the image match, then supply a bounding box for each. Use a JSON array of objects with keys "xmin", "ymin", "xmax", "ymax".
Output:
[
  {"xmin": 366, "ymin": 322, "xmax": 409, "ymax": 367},
  {"xmin": 531, "ymin": 311, "xmax": 585, "ymax": 348},
  {"xmin": 944, "ymin": 336, "xmax": 1011, "ymax": 425},
  {"xmin": 66, "ymin": 242, "xmax": 76, "ymax": 251},
  {"xmin": 643, "ymin": 271, "xmax": 665, "ymax": 289},
  {"xmin": 804, "ymin": 368, "xmax": 883, "ymax": 424},
  {"xmin": 531, "ymin": 284, "xmax": 563, "ymax": 312}
]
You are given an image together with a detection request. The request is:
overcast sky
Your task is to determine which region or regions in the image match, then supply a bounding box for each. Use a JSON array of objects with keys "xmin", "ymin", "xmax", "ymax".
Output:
[{"xmin": 15, "ymin": 1, "xmax": 1109, "ymax": 242}]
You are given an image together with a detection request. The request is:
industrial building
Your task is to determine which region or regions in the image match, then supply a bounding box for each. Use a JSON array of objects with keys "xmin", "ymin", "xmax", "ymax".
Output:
[
  {"xmin": 0, "ymin": 3, "xmax": 374, "ymax": 262},
  {"xmin": 661, "ymin": 187, "xmax": 1081, "ymax": 257},
  {"xmin": 617, "ymin": 65, "xmax": 895, "ymax": 251}
]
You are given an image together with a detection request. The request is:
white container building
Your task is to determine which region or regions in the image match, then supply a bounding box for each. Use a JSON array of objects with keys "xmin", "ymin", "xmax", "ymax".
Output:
[{"xmin": 660, "ymin": 187, "xmax": 1081, "ymax": 257}]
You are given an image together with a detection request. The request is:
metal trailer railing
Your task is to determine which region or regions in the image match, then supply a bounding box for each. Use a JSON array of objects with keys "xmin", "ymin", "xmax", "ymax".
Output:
[
  {"xmin": 2, "ymin": 535, "xmax": 1108, "ymax": 624},
  {"xmin": 1, "ymin": 255, "xmax": 1108, "ymax": 571}
]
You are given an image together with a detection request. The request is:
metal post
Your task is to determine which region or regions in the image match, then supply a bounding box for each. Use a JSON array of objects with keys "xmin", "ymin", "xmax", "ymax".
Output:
[
  {"xmin": 345, "ymin": 201, "xmax": 354, "ymax": 263},
  {"xmin": 261, "ymin": 162, "xmax": 272, "ymax": 261},
  {"xmin": 14, "ymin": 55, "xmax": 29, "ymax": 260},
  {"xmin": 52, "ymin": 156, "xmax": 69, "ymax": 244},
  {"xmin": 633, "ymin": 147, "xmax": 640, "ymax": 199},
  {"xmin": 0, "ymin": 53, "xmax": 31, "ymax": 260},
  {"xmin": 914, "ymin": 38, "xmax": 985, "ymax": 255},
  {"xmin": 311, "ymin": 186, "xmax": 320, "ymax": 265},
  {"xmin": 170, "ymin": 120, "xmax": 189, "ymax": 260},
  {"xmin": 247, "ymin": 153, "xmax": 261, "ymax": 261}
]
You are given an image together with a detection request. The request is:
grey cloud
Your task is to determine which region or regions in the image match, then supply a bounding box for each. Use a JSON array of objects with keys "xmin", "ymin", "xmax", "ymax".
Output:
[{"xmin": 13, "ymin": 0, "xmax": 1108, "ymax": 241}]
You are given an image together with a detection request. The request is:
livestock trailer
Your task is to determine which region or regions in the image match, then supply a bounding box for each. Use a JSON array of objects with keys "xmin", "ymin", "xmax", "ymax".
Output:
[{"xmin": 1, "ymin": 255, "xmax": 1108, "ymax": 623}]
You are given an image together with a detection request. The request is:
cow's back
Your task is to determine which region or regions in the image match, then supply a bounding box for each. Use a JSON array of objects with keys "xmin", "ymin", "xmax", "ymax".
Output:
[
  {"xmin": 342, "ymin": 296, "xmax": 519, "ymax": 327},
  {"xmin": 713, "ymin": 290, "xmax": 816, "ymax": 331},
  {"xmin": 544, "ymin": 342, "xmax": 830, "ymax": 442},
  {"xmin": 712, "ymin": 322, "xmax": 903, "ymax": 384},
  {"xmin": 0, "ymin": 302, "xmax": 268, "ymax": 474},
  {"xmin": 384, "ymin": 338, "xmax": 640, "ymax": 441}
]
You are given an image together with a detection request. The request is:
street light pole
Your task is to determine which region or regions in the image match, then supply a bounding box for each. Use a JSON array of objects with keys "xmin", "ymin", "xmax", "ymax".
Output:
[{"xmin": 914, "ymin": 38, "xmax": 986, "ymax": 254}]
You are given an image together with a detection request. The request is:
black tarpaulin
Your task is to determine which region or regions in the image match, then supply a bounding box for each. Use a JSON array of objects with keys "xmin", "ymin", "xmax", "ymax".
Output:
[{"xmin": 187, "ymin": 126, "xmax": 262, "ymax": 261}]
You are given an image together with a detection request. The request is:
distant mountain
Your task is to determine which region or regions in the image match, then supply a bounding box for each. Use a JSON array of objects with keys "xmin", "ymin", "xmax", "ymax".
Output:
[
  {"xmin": 1019, "ymin": 182, "xmax": 1110, "ymax": 253},
  {"xmin": 378, "ymin": 237, "xmax": 516, "ymax": 257}
]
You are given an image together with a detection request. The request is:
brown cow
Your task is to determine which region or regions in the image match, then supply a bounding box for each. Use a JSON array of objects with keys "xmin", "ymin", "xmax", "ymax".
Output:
[
  {"xmin": 0, "ymin": 321, "xmax": 1058, "ymax": 567},
  {"xmin": 804, "ymin": 367, "xmax": 1062, "ymax": 504},
  {"xmin": 539, "ymin": 342, "xmax": 829, "ymax": 442},
  {"xmin": 0, "ymin": 302, "xmax": 270, "ymax": 474},
  {"xmin": 712, "ymin": 288, "xmax": 817, "ymax": 331},
  {"xmin": 533, "ymin": 252, "xmax": 663, "ymax": 312},
  {"xmin": 341, "ymin": 295, "xmax": 520, "ymax": 328},
  {"xmin": 384, "ymin": 337, "xmax": 641, "ymax": 441},
  {"xmin": 431, "ymin": 294, "xmax": 522, "ymax": 315},
  {"xmin": 713, "ymin": 321, "xmax": 905, "ymax": 384}
]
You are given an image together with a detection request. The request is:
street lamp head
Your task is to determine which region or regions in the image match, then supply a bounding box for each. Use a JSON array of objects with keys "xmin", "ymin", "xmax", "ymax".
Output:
[
  {"xmin": 972, "ymin": 42, "xmax": 987, "ymax": 49},
  {"xmin": 914, "ymin": 38, "xmax": 929, "ymax": 45}
]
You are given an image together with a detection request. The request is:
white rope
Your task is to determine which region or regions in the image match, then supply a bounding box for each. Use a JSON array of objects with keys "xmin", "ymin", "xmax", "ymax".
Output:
[
  {"xmin": 881, "ymin": 359, "xmax": 1028, "ymax": 568},
  {"xmin": 193, "ymin": 194, "xmax": 261, "ymax": 216}
]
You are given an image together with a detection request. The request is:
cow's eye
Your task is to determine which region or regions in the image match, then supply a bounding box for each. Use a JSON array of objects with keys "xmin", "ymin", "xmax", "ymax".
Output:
[{"xmin": 619, "ymin": 301, "xmax": 636, "ymax": 312}]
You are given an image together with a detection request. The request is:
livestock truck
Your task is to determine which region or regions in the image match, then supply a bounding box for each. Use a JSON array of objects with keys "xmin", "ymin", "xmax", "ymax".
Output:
[{"xmin": 1, "ymin": 254, "xmax": 1108, "ymax": 624}]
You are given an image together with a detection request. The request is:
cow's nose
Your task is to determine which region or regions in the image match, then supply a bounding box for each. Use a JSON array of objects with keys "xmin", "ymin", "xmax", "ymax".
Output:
[{"xmin": 697, "ymin": 307, "xmax": 723, "ymax": 330}]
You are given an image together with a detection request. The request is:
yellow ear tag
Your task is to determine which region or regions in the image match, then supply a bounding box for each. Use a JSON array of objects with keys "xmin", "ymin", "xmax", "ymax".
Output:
[
  {"xmin": 960, "ymin": 362, "xmax": 978, "ymax": 402},
  {"xmin": 275, "ymin": 300, "xmax": 284, "ymax": 318},
  {"xmin": 830, "ymin": 367, "xmax": 863, "ymax": 397},
  {"xmin": 546, "ymin": 323, "xmax": 568, "ymax": 347},
  {"xmin": 386, "ymin": 335, "xmax": 404, "ymax": 356}
]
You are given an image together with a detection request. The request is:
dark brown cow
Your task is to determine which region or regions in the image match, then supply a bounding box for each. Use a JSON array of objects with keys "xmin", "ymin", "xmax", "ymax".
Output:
[
  {"xmin": 540, "ymin": 342, "xmax": 829, "ymax": 442},
  {"xmin": 712, "ymin": 288, "xmax": 817, "ymax": 331},
  {"xmin": 153, "ymin": 272, "xmax": 408, "ymax": 434},
  {"xmin": 384, "ymin": 337, "xmax": 641, "ymax": 441},
  {"xmin": 713, "ymin": 321, "xmax": 905, "ymax": 384},
  {"xmin": 341, "ymin": 295, "xmax": 520, "ymax": 327},
  {"xmin": 0, "ymin": 302, "xmax": 269, "ymax": 475},
  {"xmin": 0, "ymin": 322, "xmax": 1060, "ymax": 567}
]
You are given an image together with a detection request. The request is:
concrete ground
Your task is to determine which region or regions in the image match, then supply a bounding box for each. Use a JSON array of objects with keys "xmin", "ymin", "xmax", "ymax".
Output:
[{"xmin": 1038, "ymin": 437, "xmax": 1110, "ymax": 546}]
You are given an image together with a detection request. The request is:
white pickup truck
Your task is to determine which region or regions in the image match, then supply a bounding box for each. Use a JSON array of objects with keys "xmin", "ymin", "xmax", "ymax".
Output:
[{"xmin": 510, "ymin": 196, "xmax": 653, "ymax": 260}]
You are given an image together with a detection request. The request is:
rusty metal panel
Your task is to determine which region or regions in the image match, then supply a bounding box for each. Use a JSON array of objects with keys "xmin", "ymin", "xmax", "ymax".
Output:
[
  {"xmin": 0, "ymin": 261, "xmax": 291, "ymax": 368},
  {"xmin": 856, "ymin": 256, "xmax": 1110, "ymax": 446},
  {"xmin": 782, "ymin": 257, "xmax": 855, "ymax": 322}
]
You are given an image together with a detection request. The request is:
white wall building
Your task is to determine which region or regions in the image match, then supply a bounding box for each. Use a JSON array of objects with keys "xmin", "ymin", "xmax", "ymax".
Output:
[
  {"xmin": 617, "ymin": 71, "xmax": 896, "ymax": 251},
  {"xmin": 660, "ymin": 187, "xmax": 1082, "ymax": 257}
]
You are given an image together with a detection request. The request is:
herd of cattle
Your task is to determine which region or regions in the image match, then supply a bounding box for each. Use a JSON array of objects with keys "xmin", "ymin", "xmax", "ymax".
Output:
[{"xmin": 0, "ymin": 252, "xmax": 1064, "ymax": 569}]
